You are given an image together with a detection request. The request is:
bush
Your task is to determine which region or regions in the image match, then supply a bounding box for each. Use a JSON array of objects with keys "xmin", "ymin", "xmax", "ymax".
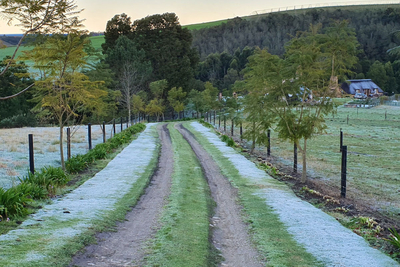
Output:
[
  {"xmin": 0, "ymin": 113, "xmax": 37, "ymax": 128},
  {"xmin": 386, "ymin": 228, "xmax": 400, "ymax": 251},
  {"xmin": 0, "ymin": 187, "xmax": 31, "ymax": 218},
  {"xmin": 19, "ymin": 167, "xmax": 69, "ymax": 196},
  {"xmin": 15, "ymin": 182, "xmax": 48, "ymax": 200},
  {"xmin": 65, "ymin": 154, "xmax": 88, "ymax": 174}
]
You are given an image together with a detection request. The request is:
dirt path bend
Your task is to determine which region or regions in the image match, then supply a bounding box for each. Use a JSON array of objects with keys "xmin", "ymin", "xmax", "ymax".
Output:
[
  {"xmin": 71, "ymin": 124, "xmax": 173, "ymax": 267},
  {"xmin": 177, "ymin": 124, "xmax": 264, "ymax": 267}
]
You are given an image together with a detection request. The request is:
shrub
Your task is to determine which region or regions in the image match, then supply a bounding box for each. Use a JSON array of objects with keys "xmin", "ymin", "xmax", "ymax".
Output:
[
  {"xmin": 15, "ymin": 182, "xmax": 48, "ymax": 200},
  {"xmin": 0, "ymin": 187, "xmax": 31, "ymax": 218},
  {"xmin": 19, "ymin": 167, "xmax": 69, "ymax": 195},
  {"xmin": 386, "ymin": 228, "xmax": 400, "ymax": 250},
  {"xmin": 65, "ymin": 154, "xmax": 88, "ymax": 174},
  {"xmin": 0, "ymin": 113, "xmax": 37, "ymax": 129}
]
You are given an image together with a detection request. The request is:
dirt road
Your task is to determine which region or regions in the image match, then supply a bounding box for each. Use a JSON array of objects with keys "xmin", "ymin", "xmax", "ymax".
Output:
[
  {"xmin": 70, "ymin": 124, "xmax": 173, "ymax": 267},
  {"xmin": 177, "ymin": 124, "xmax": 264, "ymax": 267}
]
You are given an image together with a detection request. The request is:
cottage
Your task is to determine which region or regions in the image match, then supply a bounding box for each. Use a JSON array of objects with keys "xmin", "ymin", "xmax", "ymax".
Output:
[{"xmin": 341, "ymin": 79, "xmax": 384, "ymax": 97}]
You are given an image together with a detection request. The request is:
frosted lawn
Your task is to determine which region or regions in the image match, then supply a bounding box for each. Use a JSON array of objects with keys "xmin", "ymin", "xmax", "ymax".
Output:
[{"xmin": 0, "ymin": 124, "xmax": 125, "ymax": 189}]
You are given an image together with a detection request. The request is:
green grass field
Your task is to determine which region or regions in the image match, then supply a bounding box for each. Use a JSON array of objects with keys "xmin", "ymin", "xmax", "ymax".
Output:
[{"xmin": 230, "ymin": 103, "xmax": 400, "ymax": 220}]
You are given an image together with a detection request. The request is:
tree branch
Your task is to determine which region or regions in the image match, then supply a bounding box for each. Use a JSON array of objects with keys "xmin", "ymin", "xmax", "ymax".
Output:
[{"xmin": 0, "ymin": 83, "xmax": 34, "ymax": 100}]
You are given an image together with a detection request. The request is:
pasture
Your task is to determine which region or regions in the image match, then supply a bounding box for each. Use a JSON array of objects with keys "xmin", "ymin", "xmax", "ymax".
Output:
[
  {"xmin": 0, "ymin": 124, "xmax": 120, "ymax": 189},
  {"xmin": 257, "ymin": 104, "xmax": 400, "ymax": 219}
]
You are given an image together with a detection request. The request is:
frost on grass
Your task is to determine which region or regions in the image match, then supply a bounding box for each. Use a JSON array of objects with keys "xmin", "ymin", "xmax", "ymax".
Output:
[
  {"xmin": 0, "ymin": 124, "xmax": 158, "ymax": 266},
  {"xmin": 190, "ymin": 122, "xmax": 400, "ymax": 267},
  {"xmin": 0, "ymin": 124, "xmax": 125, "ymax": 189}
]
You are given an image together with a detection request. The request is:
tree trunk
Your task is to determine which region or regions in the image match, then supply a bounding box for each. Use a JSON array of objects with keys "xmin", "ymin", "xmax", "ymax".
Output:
[
  {"xmin": 301, "ymin": 139, "xmax": 307, "ymax": 183},
  {"xmin": 59, "ymin": 122, "xmax": 65, "ymax": 170},
  {"xmin": 251, "ymin": 122, "xmax": 256, "ymax": 153}
]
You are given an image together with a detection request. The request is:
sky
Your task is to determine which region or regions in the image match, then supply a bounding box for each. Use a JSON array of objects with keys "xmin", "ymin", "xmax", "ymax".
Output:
[{"xmin": 0, "ymin": 0, "xmax": 394, "ymax": 34}]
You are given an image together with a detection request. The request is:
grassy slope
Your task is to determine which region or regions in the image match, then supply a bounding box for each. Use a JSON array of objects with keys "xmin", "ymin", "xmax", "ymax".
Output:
[
  {"xmin": 184, "ymin": 122, "xmax": 320, "ymax": 267},
  {"xmin": 145, "ymin": 123, "xmax": 216, "ymax": 267},
  {"xmin": 0, "ymin": 126, "xmax": 160, "ymax": 266}
]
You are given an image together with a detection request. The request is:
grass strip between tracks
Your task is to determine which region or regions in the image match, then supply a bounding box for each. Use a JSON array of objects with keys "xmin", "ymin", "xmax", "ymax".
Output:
[
  {"xmin": 184, "ymin": 122, "xmax": 321, "ymax": 267},
  {"xmin": 0, "ymin": 126, "xmax": 160, "ymax": 267},
  {"xmin": 145, "ymin": 123, "xmax": 217, "ymax": 267}
]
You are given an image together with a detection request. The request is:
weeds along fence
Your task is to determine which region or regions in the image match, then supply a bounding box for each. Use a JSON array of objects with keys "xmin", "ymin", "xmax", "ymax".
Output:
[
  {"xmin": 0, "ymin": 116, "xmax": 142, "ymax": 189},
  {"xmin": 203, "ymin": 106, "xmax": 400, "ymax": 221}
]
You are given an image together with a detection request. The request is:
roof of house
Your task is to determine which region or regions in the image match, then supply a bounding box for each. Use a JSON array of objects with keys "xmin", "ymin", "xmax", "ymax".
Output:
[{"xmin": 341, "ymin": 79, "xmax": 383, "ymax": 95}]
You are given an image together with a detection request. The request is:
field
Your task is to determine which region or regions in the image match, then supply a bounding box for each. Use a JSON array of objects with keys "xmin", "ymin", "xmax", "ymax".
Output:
[
  {"xmin": 0, "ymin": 123, "xmax": 123, "ymax": 189},
  {"xmin": 226, "ymin": 104, "xmax": 400, "ymax": 221}
]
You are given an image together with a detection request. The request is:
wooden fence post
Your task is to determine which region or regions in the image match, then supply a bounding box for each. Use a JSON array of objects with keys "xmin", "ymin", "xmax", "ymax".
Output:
[
  {"xmin": 214, "ymin": 110, "xmax": 216, "ymax": 125},
  {"xmin": 28, "ymin": 134, "xmax": 34, "ymax": 174},
  {"xmin": 102, "ymin": 121, "xmax": 106, "ymax": 143},
  {"xmin": 120, "ymin": 117, "xmax": 123, "ymax": 132},
  {"xmin": 347, "ymin": 115, "xmax": 349, "ymax": 125},
  {"xmin": 231, "ymin": 119, "xmax": 234, "ymax": 136},
  {"xmin": 67, "ymin": 128, "xmax": 71, "ymax": 160},
  {"xmin": 240, "ymin": 123, "xmax": 243, "ymax": 141},
  {"xmin": 113, "ymin": 119, "xmax": 116, "ymax": 135},
  {"xmin": 340, "ymin": 128, "xmax": 343, "ymax": 152},
  {"xmin": 341, "ymin": 145, "xmax": 347, "ymax": 198}
]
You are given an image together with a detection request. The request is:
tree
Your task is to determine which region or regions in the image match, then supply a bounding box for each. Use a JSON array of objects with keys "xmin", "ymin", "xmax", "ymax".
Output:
[
  {"xmin": 367, "ymin": 61, "xmax": 388, "ymax": 92},
  {"xmin": 132, "ymin": 94, "xmax": 145, "ymax": 121},
  {"xmin": 147, "ymin": 80, "xmax": 167, "ymax": 121},
  {"xmin": 322, "ymin": 20, "xmax": 359, "ymax": 95},
  {"xmin": 24, "ymin": 34, "xmax": 108, "ymax": 169},
  {"xmin": 102, "ymin": 13, "xmax": 132, "ymax": 53},
  {"xmin": 105, "ymin": 35, "xmax": 152, "ymax": 123},
  {"xmin": 168, "ymin": 87, "xmax": 186, "ymax": 119},
  {"xmin": 0, "ymin": 0, "xmax": 83, "ymax": 100},
  {"xmin": 0, "ymin": 58, "xmax": 34, "ymax": 119},
  {"xmin": 131, "ymin": 13, "xmax": 199, "ymax": 94}
]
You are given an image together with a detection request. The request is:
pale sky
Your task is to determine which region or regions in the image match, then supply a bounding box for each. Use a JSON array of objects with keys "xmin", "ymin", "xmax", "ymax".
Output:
[{"xmin": 0, "ymin": 0, "xmax": 394, "ymax": 34}]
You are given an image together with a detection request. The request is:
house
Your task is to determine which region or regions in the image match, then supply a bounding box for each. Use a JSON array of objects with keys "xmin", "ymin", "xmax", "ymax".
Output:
[{"xmin": 341, "ymin": 79, "xmax": 384, "ymax": 97}]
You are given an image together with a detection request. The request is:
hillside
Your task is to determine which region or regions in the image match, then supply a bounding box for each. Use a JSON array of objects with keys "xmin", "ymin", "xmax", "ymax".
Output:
[{"xmin": 191, "ymin": 4, "xmax": 400, "ymax": 60}]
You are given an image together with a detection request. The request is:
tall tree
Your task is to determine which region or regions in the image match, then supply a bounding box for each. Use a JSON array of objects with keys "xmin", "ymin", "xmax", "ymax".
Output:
[
  {"xmin": 322, "ymin": 20, "xmax": 359, "ymax": 95},
  {"xmin": 131, "ymin": 13, "xmax": 199, "ymax": 94},
  {"xmin": 24, "ymin": 34, "xmax": 108, "ymax": 169},
  {"xmin": 168, "ymin": 87, "xmax": 187, "ymax": 119},
  {"xmin": 105, "ymin": 35, "xmax": 152, "ymax": 123},
  {"xmin": 0, "ymin": 0, "xmax": 83, "ymax": 100},
  {"xmin": 102, "ymin": 13, "xmax": 132, "ymax": 53}
]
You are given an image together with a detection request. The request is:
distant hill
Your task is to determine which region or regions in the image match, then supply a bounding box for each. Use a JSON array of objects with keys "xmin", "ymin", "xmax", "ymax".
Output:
[{"xmin": 191, "ymin": 4, "xmax": 400, "ymax": 61}]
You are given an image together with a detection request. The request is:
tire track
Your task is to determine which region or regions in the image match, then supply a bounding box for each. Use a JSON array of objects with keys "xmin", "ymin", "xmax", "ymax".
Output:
[
  {"xmin": 70, "ymin": 124, "xmax": 173, "ymax": 267},
  {"xmin": 176, "ymin": 123, "xmax": 264, "ymax": 267}
]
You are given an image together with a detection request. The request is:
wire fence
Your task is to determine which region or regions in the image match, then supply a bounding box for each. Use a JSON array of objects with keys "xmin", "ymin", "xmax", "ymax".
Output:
[
  {"xmin": 202, "ymin": 106, "xmax": 400, "ymax": 222},
  {"xmin": 250, "ymin": 0, "xmax": 400, "ymax": 16},
  {"xmin": 0, "ymin": 116, "xmax": 141, "ymax": 189}
]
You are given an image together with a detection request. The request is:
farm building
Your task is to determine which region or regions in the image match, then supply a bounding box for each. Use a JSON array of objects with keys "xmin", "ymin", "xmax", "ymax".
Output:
[{"xmin": 341, "ymin": 79, "xmax": 384, "ymax": 97}]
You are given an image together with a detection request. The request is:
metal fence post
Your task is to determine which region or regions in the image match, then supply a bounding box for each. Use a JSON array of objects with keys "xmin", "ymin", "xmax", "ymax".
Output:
[
  {"xmin": 341, "ymin": 145, "xmax": 347, "ymax": 198},
  {"xmin": 214, "ymin": 110, "xmax": 216, "ymax": 125},
  {"xmin": 28, "ymin": 134, "xmax": 34, "ymax": 174},
  {"xmin": 240, "ymin": 123, "xmax": 243, "ymax": 141},
  {"xmin": 231, "ymin": 119, "xmax": 234, "ymax": 136},
  {"xmin": 340, "ymin": 128, "xmax": 343, "ymax": 152},
  {"xmin": 267, "ymin": 129, "xmax": 271, "ymax": 156},
  {"xmin": 102, "ymin": 121, "xmax": 106, "ymax": 143},
  {"xmin": 224, "ymin": 115, "xmax": 226, "ymax": 132},
  {"xmin": 67, "ymin": 128, "xmax": 71, "ymax": 160},
  {"xmin": 294, "ymin": 142, "xmax": 297, "ymax": 173},
  {"xmin": 113, "ymin": 119, "xmax": 116, "ymax": 135},
  {"xmin": 120, "ymin": 117, "xmax": 123, "ymax": 132},
  {"xmin": 88, "ymin": 123, "xmax": 92, "ymax": 150}
]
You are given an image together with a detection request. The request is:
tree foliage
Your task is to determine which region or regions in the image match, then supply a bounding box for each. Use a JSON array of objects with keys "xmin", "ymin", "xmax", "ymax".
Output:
[
  {"xmin": 0, "ymin": 0, "xmax": 83, "ymax": 100},
  {"xmin": 24, "ymin": 34, "xmax": 108, "ymax": 169}
]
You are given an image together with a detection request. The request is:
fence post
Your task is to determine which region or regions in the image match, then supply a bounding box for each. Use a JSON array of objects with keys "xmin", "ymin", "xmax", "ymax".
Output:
[
  {"xmin": 113, "ymin": 119, "xmax": 116, "ymax": 135},
  {"xmin": 67, "ymin": 128, "xmax": 71, "ymax": 160},
  {"xmin": 28, "ymin": 134, "xmax": 34, "ymax": 174},
  {"xmin": 231, "ymin": 119, "xmax": 234, "ymax": 136},
  {"xmin": 267, "ymin": 129, "xmax": 271, "ymax": 156},
  {"xmin": 218, "ymin": 113, "xmax": 221, "ymax": 128},
  {"xmin": 294, "ymin": 142, "xmax": 297, "ymax": 173},
  {"xmin": 120, "ymin": 117, "xmax": 123, "ymax": 132},
  {"xmin": 88, "ymin": 123, "xmax": 92, "ymax": 150},
  {"xmin": 340, "ymin": 128, "xmax": 343, "ymax": 152},
  {"xmin": 385, "ymin": 110, "xmax": 387, "ymax": 120},
  {"xmin": 102, "ymin": 121, "xmax": 106, "ymax": 143},
  {"xmin": 347, "ymin": 115, "xmax": 349, "ymax": 125},
  {"xmin": 126, "ymin": 116, "xmax": 129, "ymax": 128},
  {"xmin": 341, "ymin": 145, "xmax": 347, "ymax": 198}
]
